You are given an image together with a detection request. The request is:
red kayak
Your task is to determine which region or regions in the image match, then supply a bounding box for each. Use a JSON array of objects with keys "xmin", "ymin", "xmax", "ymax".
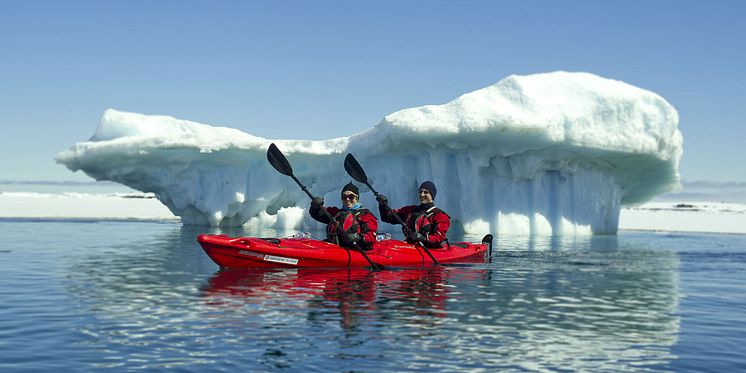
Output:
[{"xmin": 198, "ymin": 234, "xmax": 493, "ymax": 269}]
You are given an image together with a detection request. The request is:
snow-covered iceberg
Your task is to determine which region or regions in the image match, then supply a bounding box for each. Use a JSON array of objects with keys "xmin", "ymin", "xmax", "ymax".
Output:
[{"xmin": 56, "ymin": 71, "xmax": 682, "ymax": 235}]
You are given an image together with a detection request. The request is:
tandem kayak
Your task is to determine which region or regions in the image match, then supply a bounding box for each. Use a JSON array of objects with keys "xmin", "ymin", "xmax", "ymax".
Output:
[{"xmin": 197, "ymin": 234, "xmax": 493, "ymax": 269}]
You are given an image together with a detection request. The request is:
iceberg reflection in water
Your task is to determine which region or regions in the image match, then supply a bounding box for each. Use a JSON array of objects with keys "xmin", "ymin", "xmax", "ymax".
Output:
[
  {"xmin": 2, "ymin": 222, "xmax": 685, "ymax": 371},
  {"xmin": 196, "ymin": 232, "xmax": 680, "ymax": 371}
]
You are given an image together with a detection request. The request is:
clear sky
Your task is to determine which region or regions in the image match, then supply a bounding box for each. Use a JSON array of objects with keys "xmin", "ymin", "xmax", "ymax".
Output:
[{"xmin": 1, "ymin": 0, "xmax": 744, "ymax": 183}]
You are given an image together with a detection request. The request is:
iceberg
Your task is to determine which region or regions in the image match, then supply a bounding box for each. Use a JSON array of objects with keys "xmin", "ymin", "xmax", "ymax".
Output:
[{"xmin": 56, "ymin": 71, "xmax": 682, "ymax": 235}]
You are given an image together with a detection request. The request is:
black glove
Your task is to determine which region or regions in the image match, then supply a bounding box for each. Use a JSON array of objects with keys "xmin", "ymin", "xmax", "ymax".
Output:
[
  {"xmin": 376, "ymin": 194, "xmax": 388, "ymax": 205},
  {"xmin": 343, "ymin": 232, "xmax": 361, "ymax": 246},
  {"xmin": 311, "ymin": 196, "xmax": 324, "ymax": 208},
  {"xmin": 407, "ymin": 231, "xmax": 426, "ymax": 243}
]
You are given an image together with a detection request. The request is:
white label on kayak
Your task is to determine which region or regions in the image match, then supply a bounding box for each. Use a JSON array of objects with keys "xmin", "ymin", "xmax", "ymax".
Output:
[{"xmin": 264, "ymin": 255, "xmax": 299, "ymax": 265}]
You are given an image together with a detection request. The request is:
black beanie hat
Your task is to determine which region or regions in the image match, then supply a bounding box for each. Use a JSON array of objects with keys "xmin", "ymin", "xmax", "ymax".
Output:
[
  {"xmin": 342, "ymin": 182, "xmax": 359, "ymax": 196},
  {"xmin": 419, "ymin": 181, "xmax": 437, "ymax": 199}
]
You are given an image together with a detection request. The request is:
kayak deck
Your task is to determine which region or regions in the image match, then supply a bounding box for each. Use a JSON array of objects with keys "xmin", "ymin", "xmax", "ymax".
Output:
[{"xmin": 198, "ymin": 234, "xmax": 492, "ymax": 269}]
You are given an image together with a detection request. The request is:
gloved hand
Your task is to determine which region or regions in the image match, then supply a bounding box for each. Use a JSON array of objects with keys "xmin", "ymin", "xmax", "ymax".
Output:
[
  {"xmin": 343, "ymin": 232, "xmax": 361, "ymax": 246},
  {"xmin": 311, "ymin": 196, "xmax": 324, "ymax": 208},
  {"xmin": 407, "ymin": 231, "xmax": 426, "ymax": 243},
  {"xmin": 376, "ymin": 194, "xmax": 388, "ymax": 205}
]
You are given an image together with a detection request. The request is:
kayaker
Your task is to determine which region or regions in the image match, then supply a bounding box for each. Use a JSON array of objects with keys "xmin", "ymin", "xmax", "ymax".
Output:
[
  {"xmin": 310, "ymin": 182, "xmax": 379, "ymax": 250},
  {"xmin": 376, "ymin": 180, "xmax": 451, "ymax": 248}
]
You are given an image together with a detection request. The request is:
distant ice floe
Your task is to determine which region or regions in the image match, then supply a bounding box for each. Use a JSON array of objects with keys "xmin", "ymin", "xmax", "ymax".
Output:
[
  {"xmin": 0, "ymin": 191, "xmax": 176, "ymax": 221},
  {"xmin": 56, "ymin": 71, "xmax": 683, "ymax": 235},
  {"xmin": 620, "ymin": 201, "xmax": 746, "ymax": 234},
  {"xmin": 3, "ymin": 192, "xmax": 742, "ymax": 234}
]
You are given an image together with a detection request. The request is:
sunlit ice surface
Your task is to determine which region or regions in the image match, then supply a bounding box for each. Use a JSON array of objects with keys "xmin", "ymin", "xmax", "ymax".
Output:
[{"xmin": 57, "ymin": 71, "xmax": 681, "ymax": 235}]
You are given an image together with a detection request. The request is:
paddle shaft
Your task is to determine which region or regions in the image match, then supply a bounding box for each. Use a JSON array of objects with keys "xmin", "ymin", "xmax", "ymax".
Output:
[
  {"xmin": 290, "ymin": 175, "xmax": 315, "ymax": 201},
  {"xmin": 268, "ymin": 145, "xmax": 383, "ymax": 270},
  {"xmin": 357, "ymin": 175, "xmax": 442, "ymax": 266},
  {"xmin": 288, "ymin": 175, "xmax": 343, "ymax": 234},
  {"xmin": 301, "ymin": 183, "xmax": 381, "ymax": 270}
]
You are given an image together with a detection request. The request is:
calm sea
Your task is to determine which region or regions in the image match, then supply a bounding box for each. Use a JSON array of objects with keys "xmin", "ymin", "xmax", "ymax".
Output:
[{"xmin": 1, "ymin": 220, "xmax": 744, "ymax": 372}]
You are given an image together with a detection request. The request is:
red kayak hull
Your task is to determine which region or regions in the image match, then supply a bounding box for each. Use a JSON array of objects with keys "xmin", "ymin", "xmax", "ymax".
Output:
[{"xmin": 198, "ymin": 234, "xmax": 491, "ymax": 268}]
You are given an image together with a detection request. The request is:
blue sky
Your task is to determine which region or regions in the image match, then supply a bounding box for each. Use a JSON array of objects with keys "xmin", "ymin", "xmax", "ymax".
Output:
[{"xmin": 1, "ymin": 1, "xmax": 744, "ymax": 183}]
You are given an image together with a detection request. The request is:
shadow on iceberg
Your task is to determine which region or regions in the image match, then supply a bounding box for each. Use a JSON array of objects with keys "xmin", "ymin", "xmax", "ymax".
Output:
[{"xmin": 56, "ymin": 72, "xmax": 682, "ymax": 235}]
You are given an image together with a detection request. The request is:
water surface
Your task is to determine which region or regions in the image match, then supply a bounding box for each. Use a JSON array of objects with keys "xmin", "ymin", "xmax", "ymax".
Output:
[{"xmin": 0, "ymin": 221, "xmax": 744, "ymax": 371}]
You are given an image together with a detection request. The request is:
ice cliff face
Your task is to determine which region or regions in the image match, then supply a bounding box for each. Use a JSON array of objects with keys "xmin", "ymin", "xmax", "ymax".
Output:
[{"xmin": 56, "ymin": 71, "xmax": 682, "ymax": 235}]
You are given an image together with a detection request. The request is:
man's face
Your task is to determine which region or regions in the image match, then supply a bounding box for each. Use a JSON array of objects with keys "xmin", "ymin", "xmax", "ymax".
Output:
[{"xmin": 418, "ymin": 188, "xmax": 433, "ymax": 204}]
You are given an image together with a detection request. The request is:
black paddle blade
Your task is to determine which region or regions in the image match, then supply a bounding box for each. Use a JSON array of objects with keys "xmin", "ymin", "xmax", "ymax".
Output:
[
  {"xmin": 267, "ymin": 143, "xmax": 293, "ymax": 176},
  {"xmin": 344, "ymin": 153, "xmax": 368, "ymax": 184}
]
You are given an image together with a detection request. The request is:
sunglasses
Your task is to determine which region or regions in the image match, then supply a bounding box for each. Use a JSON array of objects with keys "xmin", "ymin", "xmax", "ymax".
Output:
[{"xmin": 341, "ymin": 193, "xmax": 358, "ymax": 201}]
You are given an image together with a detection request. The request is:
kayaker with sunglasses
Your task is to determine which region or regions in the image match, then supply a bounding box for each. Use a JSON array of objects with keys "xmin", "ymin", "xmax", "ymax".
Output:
[
  {"xmin": 376, "ymin": 181, "xmax": 451, "ymax": 248},
  {"xmin": 310, "ymin": 182, "xmax": 379, "ymax": 250}
]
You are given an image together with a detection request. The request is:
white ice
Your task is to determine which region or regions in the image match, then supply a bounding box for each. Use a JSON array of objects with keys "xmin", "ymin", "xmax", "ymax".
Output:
[
  {"xmin": 0, "ymin": 191, "xmax": 176, "ymax": 221},
  {"xmin": 4, "ymin": 192, "xmax": 744, "ymax": 234},
  {"xmin": 56, "ymin": 71, "xmax": 683, "ymax": 235}
]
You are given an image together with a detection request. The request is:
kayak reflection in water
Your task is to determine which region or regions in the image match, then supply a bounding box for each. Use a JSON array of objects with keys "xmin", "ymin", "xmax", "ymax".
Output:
[
  {"xmin": 310, "ymin": 182, "xmax": 379, "ymax": 250},
  {"xmin": 377, "ymin": 181, "xmax": 451, "ymax": 248},
  {"xmin": 201, "ymin": 267, "xmax": 453, "ymax": 330}
]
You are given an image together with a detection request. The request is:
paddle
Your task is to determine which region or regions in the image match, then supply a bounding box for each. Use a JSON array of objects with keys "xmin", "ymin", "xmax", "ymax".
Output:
[
  {"xmin": 267, "ymin": 143, "xmax": 383, "ymax": 270},
  {"xmin": 344, "ymin": 153, "xmax": 442, "ymax": 266}
]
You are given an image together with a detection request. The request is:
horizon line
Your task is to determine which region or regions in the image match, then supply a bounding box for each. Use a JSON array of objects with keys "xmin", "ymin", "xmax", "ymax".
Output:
[{"xmin": 3, "ymin": 179, "xmax": 746, "ymax": 187}]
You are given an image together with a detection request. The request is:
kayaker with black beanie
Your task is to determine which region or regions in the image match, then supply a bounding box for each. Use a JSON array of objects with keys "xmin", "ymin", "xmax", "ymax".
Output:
[
  {"xmin": 310, "ymin": 182, "xmax": 379, "ymax": 250},
  {"xmin": 377, "ymin": 180, "xmax": 451, "ymax": 248}
]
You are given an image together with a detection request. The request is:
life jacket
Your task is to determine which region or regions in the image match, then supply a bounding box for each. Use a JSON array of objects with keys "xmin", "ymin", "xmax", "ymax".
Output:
[
  {"xmin": 407, "ymin": 205, "xmax": 445, "ymax": 236},
  {"xmin": 327, "ymin": 208, "xmax": 370, "ymax": 245}
]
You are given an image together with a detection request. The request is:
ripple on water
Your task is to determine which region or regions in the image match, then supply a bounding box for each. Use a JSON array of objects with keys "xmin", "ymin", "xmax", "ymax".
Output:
[{"xmin": 0, "ymin": 223, "xmax": 745, "ymax": 371}]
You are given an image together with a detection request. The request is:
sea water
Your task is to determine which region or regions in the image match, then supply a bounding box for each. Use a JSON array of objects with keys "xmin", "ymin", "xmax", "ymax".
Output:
[{"xmin": 0, "ymin": 220, "xmax": 744, "ymax": 372}]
